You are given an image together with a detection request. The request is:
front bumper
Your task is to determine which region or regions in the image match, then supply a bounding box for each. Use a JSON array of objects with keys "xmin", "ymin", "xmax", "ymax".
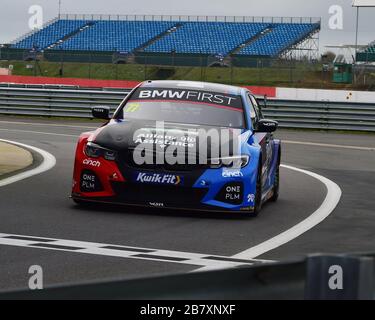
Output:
[
  {"xmin": 72, "ymin": 170, "xmax": 257, "ymax": 213},
  {"xmin": 72, "ymin": 147, "xmax": 258, "ymax": 213}
]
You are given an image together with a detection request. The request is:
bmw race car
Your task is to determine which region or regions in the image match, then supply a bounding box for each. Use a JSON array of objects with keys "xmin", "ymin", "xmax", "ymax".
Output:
[{"xmin": 71, "ymin": 80, "xmax": 281, "ymax": 216}]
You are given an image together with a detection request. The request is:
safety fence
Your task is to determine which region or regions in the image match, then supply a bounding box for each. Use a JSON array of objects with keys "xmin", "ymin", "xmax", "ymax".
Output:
[
  {"xmin": 0, "ymin": 253, "xmax": 374, "ymax": 299},
  {"xmin": 56, "ymin": 13, "xmax": 321, "ymax": 24},
  {"xmin": 0, "ymin": 53, "xmax": 323, "ymax": 85},
  {"xmin": 0, "ymin": 85, "xmax": 374, "ymax": 132}
]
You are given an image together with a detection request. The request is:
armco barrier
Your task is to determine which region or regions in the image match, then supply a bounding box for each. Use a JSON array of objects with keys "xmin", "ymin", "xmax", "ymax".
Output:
[
  {"xmin": 0, "ymin": 253, "xmax": 373, "ymax": 299},
  {"xmin": 0, "ymin": 85, "xmax": 374, "ymax": 132},
  {"xmin": 263, "ymin": 99, "xmax": 375, "ymax": 132},
  {"xmin": 0, "ymin": 85, "xmax": 129, "ymax": 118}
]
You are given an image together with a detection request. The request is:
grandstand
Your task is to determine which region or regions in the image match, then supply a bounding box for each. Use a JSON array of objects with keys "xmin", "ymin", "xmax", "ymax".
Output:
[
  {"xmin": 238, "ymin": 23, "xmax": 318, "ymax": 56},
  {"xmin": 55, "ymin": 21, "xmax": 177, "ymax": 52},
  {"xmin": 12, "ymin": 19, "xmax": 91, "ymax": 51},
  {"xmin": 143, "ymin": 22, "xmax": 270, "ymax": 55},
  {"xmin": 6, "ymin": 15, "xmax": 320, "ymax": 66}
]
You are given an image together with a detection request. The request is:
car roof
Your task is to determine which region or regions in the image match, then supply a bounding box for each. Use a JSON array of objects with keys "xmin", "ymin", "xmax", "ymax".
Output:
[{"xmin": 140, "ymin": 80, "xmax": 244, "ymax": 96}]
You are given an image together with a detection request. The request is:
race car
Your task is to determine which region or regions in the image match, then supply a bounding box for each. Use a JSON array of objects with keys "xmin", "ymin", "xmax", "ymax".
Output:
[{"xmin": 71, "ymin": 80, "xmax": 281, "ymax": 216}]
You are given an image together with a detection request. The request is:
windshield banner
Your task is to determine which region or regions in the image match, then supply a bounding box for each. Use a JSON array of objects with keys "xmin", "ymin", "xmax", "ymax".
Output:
[{"xmin": 130, "ymin": 88, "xmax": 243, "ymax": 110}]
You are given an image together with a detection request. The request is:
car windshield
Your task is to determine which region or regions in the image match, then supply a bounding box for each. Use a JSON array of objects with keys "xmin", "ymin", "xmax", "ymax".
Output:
[{"xmin": 117, "ymin": 87, "xmax": 245, "ymax": 128}]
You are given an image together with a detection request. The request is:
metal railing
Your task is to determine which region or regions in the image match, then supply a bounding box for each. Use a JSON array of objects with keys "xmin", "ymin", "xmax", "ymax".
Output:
[
  {"xmin": 0, "ymin": 85, "xmax": 374, "ymax": 132},
  {"xmin": 58, "ymin": 14, "xmax": 321, "ymax": 24},
  {"xmin": 264, "ymin": 99, "xmax": 375, "ymax": 132},
  {"xmin": 0, "ymin": 85, "xmax": 128, "ymax": 118}
]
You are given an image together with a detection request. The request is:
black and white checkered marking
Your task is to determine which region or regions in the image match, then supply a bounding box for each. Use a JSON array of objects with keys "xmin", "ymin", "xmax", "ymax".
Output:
[{"xmin": 0, "ymin": 233, "xmax": 273, "ymax": 268}]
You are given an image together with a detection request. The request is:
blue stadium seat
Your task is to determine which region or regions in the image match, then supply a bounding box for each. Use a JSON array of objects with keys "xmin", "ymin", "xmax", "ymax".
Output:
[
  {"xmin": 144, "ymin": 22, "xmax": 270, "ymax": 55},
  {"xmin": 12, "ymin": 20, "xmax": 89, "ymax": 50},
  {"xmin": 55, "ymin": 21, "xmax": 176, "ymax": 52},
  {"xmin": 11, "ymin": 18, "xmax": 320, "ymax": 57},
  {"xmin": 238, "ymin": 23, "xmax": 319, "ymax": 56}
]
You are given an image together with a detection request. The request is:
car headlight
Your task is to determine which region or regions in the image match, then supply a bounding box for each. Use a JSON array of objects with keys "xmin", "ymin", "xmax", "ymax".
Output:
[
  {"xmin": 209, "ymin": 155, "xmax": 249, "ymax": 169},
  {"xmin": 84, "ymin": 142, "xmax": 117, "ymax": 161}
]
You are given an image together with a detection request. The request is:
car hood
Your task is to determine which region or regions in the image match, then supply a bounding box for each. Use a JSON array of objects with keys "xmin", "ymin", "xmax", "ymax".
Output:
[{"xmin": 93, "ymin": 119, "xmax": 248, "ymax": 157}]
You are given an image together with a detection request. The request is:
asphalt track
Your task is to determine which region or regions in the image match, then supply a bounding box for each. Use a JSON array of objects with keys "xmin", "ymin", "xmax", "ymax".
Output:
[{"xmin": 0, "ymin": 116, "xmax": 374, "ymax": 291}]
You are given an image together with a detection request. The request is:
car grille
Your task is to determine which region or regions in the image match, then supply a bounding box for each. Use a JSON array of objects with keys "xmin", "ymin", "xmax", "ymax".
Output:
[
  {"xmin": 128, "ymin": 162, "xmax": 209, "ymax": 171},
  {"xmin": 110, "ymin": 182, "xmax": 208, "ymax": 207},
  {"xmin": 118, "ymin": 150, "xmax": 210, "ymax": 172}
]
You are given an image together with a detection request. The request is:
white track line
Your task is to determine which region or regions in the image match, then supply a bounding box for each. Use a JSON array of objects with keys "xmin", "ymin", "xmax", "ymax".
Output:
[
  {"xmin": 0, "ymin": 138, "xmax": 270, "ymax": 268},
  {"xmin": 0, "ymin": 135, "xmax": 342, "ymax": 268},
  {"xmin": 0, "ymin": 120, "xmax": 97, "ymax": 129},
  {"xmin": 283, "ymin": 140, "xmax": 375, "ymax": 151},
  {"xmin": 1, "ymin": 121, "xmax": 374, "ymax": 151},
  {"xmin": 232, "ymin": 164, "xmax": 342, "ymax": 260},
  {"xmin": 0, "ymin": 232, "xmax": 271, "ymax": 268},
  {"xmin": 0, "ymin": 139, "xmax": 56, "ymax": 187},
  {"xmin": 0, "ymin": 128, "xmax": 78, "ymax": 138}
]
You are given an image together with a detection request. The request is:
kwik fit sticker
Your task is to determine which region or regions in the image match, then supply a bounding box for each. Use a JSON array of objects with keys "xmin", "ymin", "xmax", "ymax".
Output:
[{"xmin": 134, "ymin": 172, "xmax": 183, "ymax": 186}]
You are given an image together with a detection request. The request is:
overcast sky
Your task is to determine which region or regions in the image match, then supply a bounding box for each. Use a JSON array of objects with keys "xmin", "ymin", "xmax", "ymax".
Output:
[{"xmin": 1, "ymin": 0, "xmax": 374, "ymax": 54}]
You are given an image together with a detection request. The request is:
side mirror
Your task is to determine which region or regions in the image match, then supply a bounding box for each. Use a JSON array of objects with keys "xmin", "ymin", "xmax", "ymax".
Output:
[
  {"xmin": 256, "ymin": 119, "xmax": 278, "ymax": 133},
  {"xmin": 92, "ymin": 106, "xmax": 110, "ymax": 120}
]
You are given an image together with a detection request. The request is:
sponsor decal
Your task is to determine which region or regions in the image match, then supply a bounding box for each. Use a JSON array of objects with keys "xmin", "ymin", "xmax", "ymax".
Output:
[
  {"xmin": 247, "ymin": 194, "xmax": 255, "ymax": 203},
  {"xmin": 134, "ymin": 172, "xmax": 183, "ymax": 186},
  {"xmin": 200, "ymin": 180, "xmax": 208, "ymax": 186},
  {"xmin": 225, "ymin": 185, "xmax": 241, "ymax": 201},
  {"xmin": 124, "ymin": 103, "xmax": 140, "ymax": 113},
  {"xmin": 132, "ymin": 121, "xmax": 242, "ymax": 167},
  {"xmin": 134, "ymin": 131, "xmax": 196, "ymax": 149},
  {"xmin": 83, "ymin": 159, "xmax": 101, "ymax": 167},
  {"xmin": 222, "ymin": 169, "xmax": 244, "ymax": 178},
  {"xmin": 149, "ymin": 202, "xmax": 164, "ymax": 208},
  {"xmin": 81, "ymin": 173, "xmax": 96, "ymax": 190},
  {"xmin": 80, "ymin": 170, "xmax": 102, "ymax": 192},
  {"xmin": 109, "ymin": 172, "xmax": 119, "ymax": 180},
  {"xmin": 263, "ymin": 122, "xmax": 277, "ymax": 127},
  {"xmin": 130, "ymin": 87, "xmax": 243, "ymax": 109},
  {"xmin": 240, "ymin": 206, "xmax": 254, "ymax": 212},
  {"xmin": 215, "ymin": 182, "xmax": 243, "ymax": 205}
]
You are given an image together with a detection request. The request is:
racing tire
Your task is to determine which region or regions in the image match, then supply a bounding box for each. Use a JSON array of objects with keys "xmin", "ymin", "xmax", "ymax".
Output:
[
  {"xmin": 250, "ymin": 160, "xmax": 263, "ymax": 217},
  {"xmin": 270, "ymin": 149, "xmax": 281, "ymax": 203},
  {"xmin": 270, "ymin": 163, "xmax": 280, "ymax": 202}
]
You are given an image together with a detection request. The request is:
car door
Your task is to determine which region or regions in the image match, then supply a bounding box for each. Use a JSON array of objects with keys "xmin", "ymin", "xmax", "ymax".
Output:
[{"xmin": 248, "ymin": 94, "xmax": 274, "ymax": 191}]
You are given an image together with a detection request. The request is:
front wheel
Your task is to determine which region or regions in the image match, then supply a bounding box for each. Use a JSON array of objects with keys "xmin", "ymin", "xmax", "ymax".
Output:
[
  {"xmin": 270, "ymin": 162, "xmax": 280, "ymax": 202},
  {"xmin": 251, "ymin": 163, "xmax": 263, "ymax": 217}
]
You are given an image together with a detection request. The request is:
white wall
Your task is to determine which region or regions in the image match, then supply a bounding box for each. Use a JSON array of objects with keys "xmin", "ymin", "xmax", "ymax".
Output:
[{"xmin": 276, "ymin": 87, "xmax": 375, "ymax": 103}]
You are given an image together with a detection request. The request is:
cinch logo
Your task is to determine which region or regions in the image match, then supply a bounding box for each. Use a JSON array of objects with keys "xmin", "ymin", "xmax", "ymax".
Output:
[
  {"xmin": 222, "ymin": 170, "xmax": 243, "ymax": 178},
  {"xmin": 83, "ymin": 159, "xmax": 101, "ymax": 167},
  {"xmin": 135, "ymin": 172, "xmax": 183, "ymax": 186}
]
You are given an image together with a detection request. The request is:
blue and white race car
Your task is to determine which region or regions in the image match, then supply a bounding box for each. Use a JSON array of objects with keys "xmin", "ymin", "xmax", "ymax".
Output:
[{"xmin": 72, "ymin": 80, "xmax": 281, "ymax": 216}]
